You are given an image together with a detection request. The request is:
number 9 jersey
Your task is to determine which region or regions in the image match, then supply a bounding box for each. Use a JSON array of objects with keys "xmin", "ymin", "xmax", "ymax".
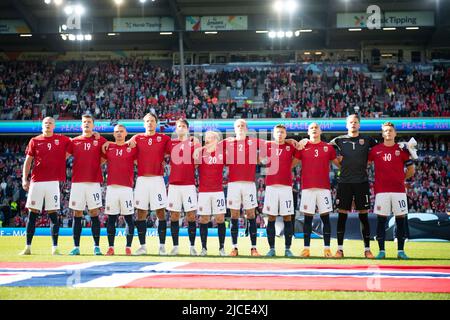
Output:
[{"xmin": 25, "ymin": 134, "xmax": 71, "ymax": 182}]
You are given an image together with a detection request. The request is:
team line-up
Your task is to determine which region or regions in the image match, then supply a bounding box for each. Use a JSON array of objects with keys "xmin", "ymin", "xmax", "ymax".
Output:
[{"xmin": 20, "ymin": 113, "xmax": 416, "ymax": 259}]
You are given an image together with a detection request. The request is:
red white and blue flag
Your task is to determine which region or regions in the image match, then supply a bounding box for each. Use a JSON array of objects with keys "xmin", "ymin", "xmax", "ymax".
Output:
[{"xmin": 1, "ymin": 262, "xmax": 450, "ymax": 293}]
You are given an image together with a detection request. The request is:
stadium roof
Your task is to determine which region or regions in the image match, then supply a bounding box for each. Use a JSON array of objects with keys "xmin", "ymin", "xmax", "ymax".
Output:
[{"xmin": 0, "ymin": 0, "xmax": 449, "ymax": 52}]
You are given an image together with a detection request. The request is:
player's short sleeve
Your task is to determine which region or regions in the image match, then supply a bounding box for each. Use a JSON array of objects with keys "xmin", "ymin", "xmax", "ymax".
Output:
[
  {"xmin": 328, "ymin": 144, "xmax": 337, "ymax": 160},
  {"xmin": 132, "ymin": 147, "xmax": 138, "ymax": 160},
  {"xmin": 100, "ymin": 146, "xmax": 108, "ymax": 161},
  {"xmin": 256, "ymin": 138, "xmax": 267, "ymax": 149},
  {"xmin": 329, "ymin": 137, "xmax": 340, "ymax": 151},
  {"xmin": 61, "ymin": 135, "xmax": 72, "ymax": 150},
  {"xmin": 66, "ymin": 139, "xmax": 74, "ymax": 154},
  {"xmin": 401, "ymin": 149, "xmax": 413, "ymax": 166},
  {"xmin": 368, "ymin": 148, "xmax": 375, "ymax": 162},
  {"xmin": 164, "ymin": 139, "xmax": 172, "ymax": 155},
  {"xmin": 294, "ymin": 149, "xmax": 302, "ymax": 160},
  {"xmin": 25, "ymin": 138, "xmax": 35, "ymax": 157},
  {"xmin": 99, "ymin": 136, "xmax": 108, "ymax": 146},
  {"xmin": 258, "ymin": 142, "xmax": 268, "ymax": 159},
  {"xmin": 216, "ymin": 139, "xmax": 226, "ymax": 155},
  {"xmin": 163, "ymin": 134, "xmax": 171, "ymax": 146},
  {"xmin": 222, "ymin": 149, "xmax": 227, "ymax": 164}
]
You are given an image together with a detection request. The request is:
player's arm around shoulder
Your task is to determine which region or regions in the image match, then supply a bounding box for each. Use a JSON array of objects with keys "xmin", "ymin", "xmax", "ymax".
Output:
[
  {"xmin": 193, "ymin": 145, "xmax": 205, "ymax": 166},
  {"xmin": 286, "ymin": 138, "xmax": 302, "ymax": 150},
  {"xmin": 124, "ymin": 133, "xmax": 140, "ymax": 149}
]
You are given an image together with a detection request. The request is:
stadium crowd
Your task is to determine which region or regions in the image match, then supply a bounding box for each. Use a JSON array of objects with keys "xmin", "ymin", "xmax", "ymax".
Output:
[
  {"xmin": 0, "ymin": 135, "xmax": 448, "ymax": 228},
  {"xmin": 1, "ymin": 60, "xmax": 449, "ymax": 121}
]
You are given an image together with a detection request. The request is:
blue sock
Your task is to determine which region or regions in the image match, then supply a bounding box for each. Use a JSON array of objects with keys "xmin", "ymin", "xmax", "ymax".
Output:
[
  {"xmin": 171, "ymin": 221, "xmax": 179, "ymax": 246},
  {"xmin": 73, "ymin": 216, "xmax": 82, "ymax": 247},
  {"xmin": 217, "ymin": 222, "xmax": 225, "ymax": 250},
  {"xmin": 267, "ymin": 220, "xmax": 275, "ymax": 249},
  {"xmin": 124, "ymin": 215, "xmax": 134, "ymax": 247},
  {"xmin": 107, "ymin": 215, "xmax": 117, "ymax": 247},
  {"xmin": 91, "ymin": 216, "xmax": 100, "ymax": 247},
  {"xmin": 26, "ymin": 212, "xmax": 38, "ymax": 246},
  {"xmin": 284, "ymin": 220, "xmax": 293, "ymax": 249},
  {"xmin": 158, "ymin": 219, "xmax": 167, "ymax": 245},
  {"xmin": 48, "ymin": 212, "xmax": 59, "ymax": 246},
  {"xmin": 231, "ymin": 218, "xmax": 239, "ymax": 247}
]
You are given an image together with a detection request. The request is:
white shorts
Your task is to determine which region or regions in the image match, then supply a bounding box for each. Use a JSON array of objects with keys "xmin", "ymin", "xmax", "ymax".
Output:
[
  {"xmin": 105, "ymin": 185, "xmax": 134, "ymax": 215},
  {"xmin": 263, "ymin": 185, "xmax": 294, "ymax": 216},
  {"xmin": 69, "ymin": 182, "xmax": 102, "ymax": 211},
  {"xmin": 134, "ymin": 176, "xmax": 167, "ymax": 211},
  {"xmin": 227, "ymin": 182, "xmax": 258, "ymax": 210},
  {"xmin": 197, "ymin": 192, "xmax": 226, "ymax": 216},
  {"xmin": 300, "ymin": 188, "xmax": 333, "ymax": 214},
  {"xmin": 167, "ymin": 184, "xmax": 197, "ymax": 212},
  {"xmin": 26, "ymin": 181, "xmax": 60, "ymax": 212},
  {"xmin": 374, "ymin": 193, "xmax": 408, "ymax": 217}
]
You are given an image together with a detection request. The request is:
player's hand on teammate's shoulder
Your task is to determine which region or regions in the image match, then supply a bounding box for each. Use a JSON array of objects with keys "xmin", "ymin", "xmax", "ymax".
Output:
[
  {"xmin": 294, "ymin": 138, "xmax": 309, "ymax": 150},
  {"xmin": 190, "ymin": 135, "xmax": 200, "ymax": 145},
  {"xmin": 286, "ymin": 138, "xmax": 300, "ymax": 149},
  {"xmin": 225, "ymin": 137, "xmax": 236, "ymax": 143},
  {"xmin": 102, "ymin": 141, "xmax": 111, "ymax": 153},
  {"xmin": 193, "ymin": 146, "xmax": 205, "ymax": 159},
  {"xmin": 126, "ymin": 140, "xmax": 137, "ymax": 148},
  {"xmin": 93, "ymin": 131, "xmax": 101, "ymax": 140},
  {"xmin": 124, "ymin": 134, "xmax": 138, "ymax": 148}
]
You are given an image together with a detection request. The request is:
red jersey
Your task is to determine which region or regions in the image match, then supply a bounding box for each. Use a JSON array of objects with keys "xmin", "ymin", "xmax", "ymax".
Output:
[
  {"xmin": 25, "ymin": 134, "xmax": 71, "ymax": 182},
  {"xmin": 135, "ymin": 133, "xmax": 171, "ymax": 177},
  {"xmin": 67, "ymin": 135, "xmax": 107, "ymax": 183},
  {"xmin": 368, "ymin": 143, "xmax": 411, "ymax": 194},
  {"xmin": 103, "ymin": 143, "xmax": 137, "ymax": 188},
  {"xmin": 225, "ymin": 137, "xmax": 265, "ymax": 183},
  {"xmin": 198, "ymin": 148, "xmax": 225, "ymax": 192},
  {"xmin": 262, "ymin": 143, "xmax": 297, "ymax": 186},
  {"xmin": 167, "ymin": 139, "xmax": 199, "ymax": 185},
  {"xmin": 296, "ymin": 141, "xmax": 336, "ymax": 189}
]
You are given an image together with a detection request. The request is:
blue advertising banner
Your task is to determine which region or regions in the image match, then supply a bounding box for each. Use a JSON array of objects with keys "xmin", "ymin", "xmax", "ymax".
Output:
[
  {"xmin": 0, "ymin": 118, "xmax": 449, "ymax": 134},
  {"xmin": 0, "ymin": 228, "xmax": 323, "ymax": 239},
  {"xmin": 0, "ymin": 227, "xmax": 268, "ymax": 238}
]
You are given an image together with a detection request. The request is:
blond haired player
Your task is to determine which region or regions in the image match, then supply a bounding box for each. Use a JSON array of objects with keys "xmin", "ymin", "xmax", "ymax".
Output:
[
  {"xmin": 194, "ymin": 131, "xmax": 227, "ymax": 256},
  {"xmin": 21, "ymin": 117, "xmax": 71, "ymax": 255}
]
